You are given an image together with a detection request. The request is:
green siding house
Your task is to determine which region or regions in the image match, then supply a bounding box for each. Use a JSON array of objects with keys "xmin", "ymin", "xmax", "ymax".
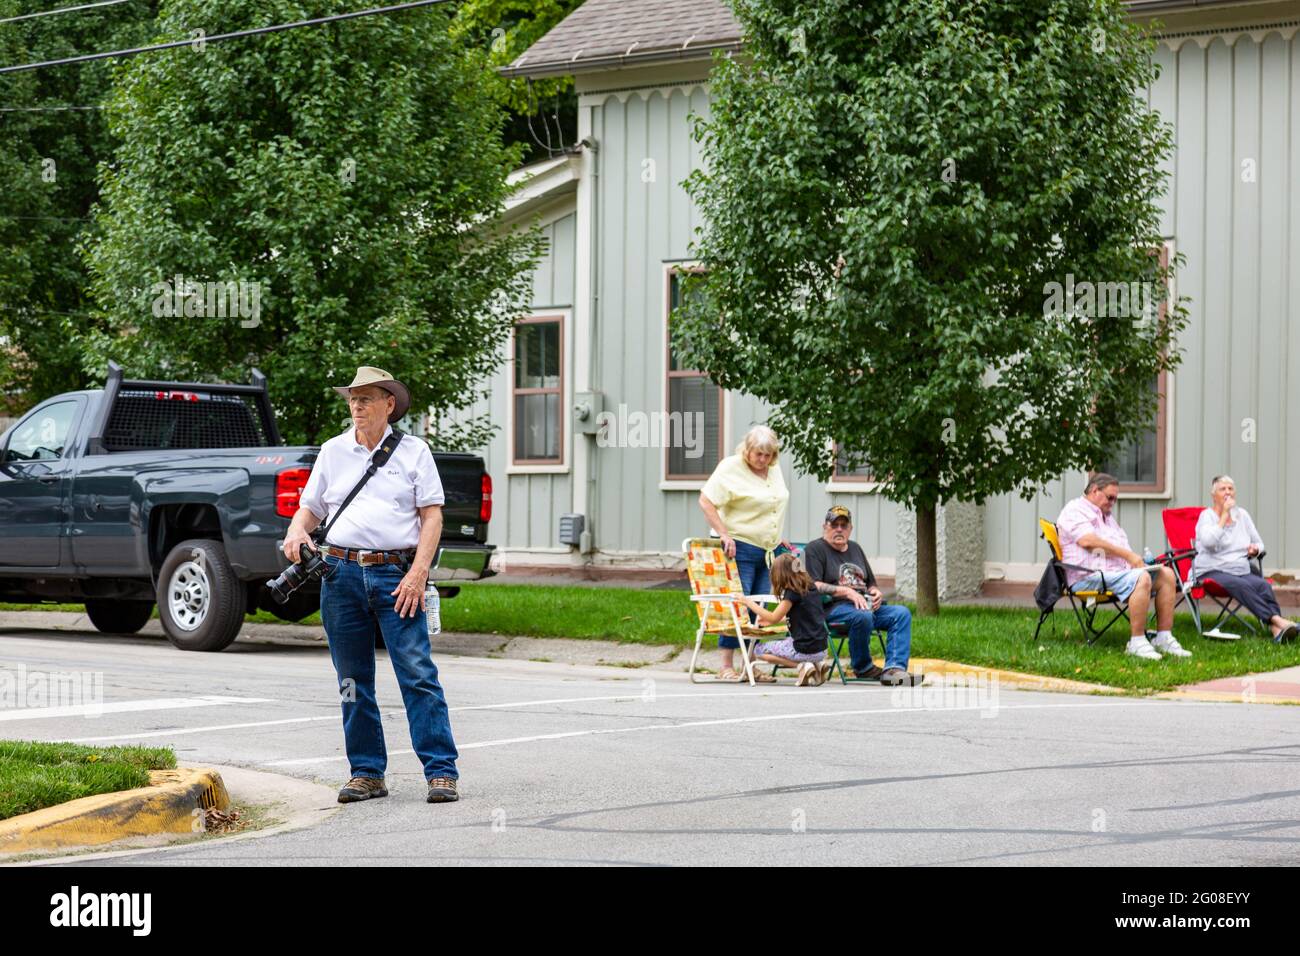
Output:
[{"xmin": 458, "ymin": 0, "xmax": 1300, "ymax": 604}]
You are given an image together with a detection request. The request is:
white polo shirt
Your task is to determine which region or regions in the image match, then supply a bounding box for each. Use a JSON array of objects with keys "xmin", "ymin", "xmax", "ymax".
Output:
[{"xmin": 300, "ymin": 424, "xmax": 444, "ymax": 551}]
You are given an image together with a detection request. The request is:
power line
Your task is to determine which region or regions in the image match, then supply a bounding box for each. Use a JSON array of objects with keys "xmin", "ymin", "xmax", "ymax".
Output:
[
  {"xmin": 0, "ymin": 305, "xmax": 96, "ymax": 317},
  {"xmin": 0, "ymin": 0, "xmax": 129, "ymax": 27},
  {"xmin": 0, "ymin": 104, "xmax": 102, "ymax": 111},
  {"xmin": 3, "ymin": 215, "xmax": 91, "ymax": 222},
  {"xmin": 0, "ymin": 0, "xmax": 454, "ymax": 75}
]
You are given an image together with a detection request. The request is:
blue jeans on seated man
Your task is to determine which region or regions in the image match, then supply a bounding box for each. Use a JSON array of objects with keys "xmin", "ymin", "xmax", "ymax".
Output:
[
  {"xmin": 825, "ymin": 601, "xmax": 912, "ymax": 672},
  {"xmin": 320, "ymin": 553, "xmax": 458, "ymax": 782},
  {"xmin": 719, "ymin": 539, "xmax": 790, "ymax": 650}
]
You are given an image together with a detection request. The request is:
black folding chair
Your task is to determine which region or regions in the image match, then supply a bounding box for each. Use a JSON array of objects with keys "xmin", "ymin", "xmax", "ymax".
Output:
[{"xmin": 823, "ymin": 597, "xmax": 889, "ymax": 683}]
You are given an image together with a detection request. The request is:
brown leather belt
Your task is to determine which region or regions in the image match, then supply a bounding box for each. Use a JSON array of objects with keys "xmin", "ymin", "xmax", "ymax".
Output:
[{"xmin": 320, "ymin": 545, "xmax": 416, "ymax": 566}]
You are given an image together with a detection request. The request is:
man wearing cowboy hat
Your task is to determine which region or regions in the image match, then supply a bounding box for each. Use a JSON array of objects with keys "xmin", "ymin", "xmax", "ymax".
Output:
[{"xmin": 283, "ymin": 366, "xmax": 460, "ymax": 804}]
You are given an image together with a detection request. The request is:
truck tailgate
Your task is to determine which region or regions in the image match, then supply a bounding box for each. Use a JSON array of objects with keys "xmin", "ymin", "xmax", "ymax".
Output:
[{"xmin": 434, "ymin": 452, "xmax": 487, "ymax": 544}]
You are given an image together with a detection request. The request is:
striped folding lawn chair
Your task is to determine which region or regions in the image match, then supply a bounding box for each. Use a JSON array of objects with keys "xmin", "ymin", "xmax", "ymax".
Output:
[{"xmin": 682, "ymin": 537, "xmax": 788, "ymax": 685}]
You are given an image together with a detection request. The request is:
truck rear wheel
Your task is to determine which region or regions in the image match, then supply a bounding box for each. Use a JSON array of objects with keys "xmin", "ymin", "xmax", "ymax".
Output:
[
  {"xmin": 84, "ymin": 599, "xmax": 154, "ymax": 634},
  {"xmin": 156, "ymin": 538, "xmax": 246, "ymax": 652}
]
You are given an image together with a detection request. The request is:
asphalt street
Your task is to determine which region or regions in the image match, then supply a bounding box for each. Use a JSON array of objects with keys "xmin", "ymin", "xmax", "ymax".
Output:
[{"xmin": 3, "ymin": 623, "xmax": 1299, "ymax": 866}]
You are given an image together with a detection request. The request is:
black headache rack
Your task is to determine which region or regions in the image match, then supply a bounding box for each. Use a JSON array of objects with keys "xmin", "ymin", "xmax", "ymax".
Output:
[{"xmin": 85, "ymin": 360, "xmax": 283, "ymax": 454}]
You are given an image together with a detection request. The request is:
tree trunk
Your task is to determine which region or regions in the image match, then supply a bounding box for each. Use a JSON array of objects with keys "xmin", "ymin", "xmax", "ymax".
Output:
[{"xmin": 915, "ymin": 505, "xmax": 939, "ymax": 616}]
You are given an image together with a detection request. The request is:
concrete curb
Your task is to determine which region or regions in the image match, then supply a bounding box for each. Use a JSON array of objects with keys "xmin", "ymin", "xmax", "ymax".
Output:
[
  {"xmin": 10, "ymin": 608, "xmax": 1298, "ymax": 703},
  {"xmin": 907, "ymin": 658, "xmax": 1120, "ymax": 695},
  {"xmin": 0, "ymin": 766, "xmax": 228, "ymax": 854},
  {"xmin": 1153, "ymin": 689, "xmax": 1300, "ymax": 706}
]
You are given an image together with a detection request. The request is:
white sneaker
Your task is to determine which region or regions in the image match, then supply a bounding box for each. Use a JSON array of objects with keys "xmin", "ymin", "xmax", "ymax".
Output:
[
  {"xmin": 1151, "ymin": 633, "xmax": 1192, "ymax": 657},
  {"xmin": 1126, "ymin": 636, "xmax": 1163, "ymax": 660}
]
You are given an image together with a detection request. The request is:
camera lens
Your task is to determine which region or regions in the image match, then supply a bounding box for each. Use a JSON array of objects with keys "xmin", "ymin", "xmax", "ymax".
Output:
[{"xmin": 265, "ymin": 546, "xmax": 314, "ymax": 604}]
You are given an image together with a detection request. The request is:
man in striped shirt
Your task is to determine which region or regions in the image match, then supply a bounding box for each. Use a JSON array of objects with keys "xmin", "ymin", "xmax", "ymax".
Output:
[{"xmin": 1055, "ymin": 473, "xmax": 1189, "ymax": 660}]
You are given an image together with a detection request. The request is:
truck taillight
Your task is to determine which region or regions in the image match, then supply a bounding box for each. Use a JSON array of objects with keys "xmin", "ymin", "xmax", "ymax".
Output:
[
  {"xmin": 155, "ymin": 390, "xmax": 199, "ymax": 401},
  {"xmin": 480, "ymin": 473, "xmax": 492, "ymax": 524},
  {"xmin": 276, "ymin": 468, "xmax": 311, "ymax": 518}
]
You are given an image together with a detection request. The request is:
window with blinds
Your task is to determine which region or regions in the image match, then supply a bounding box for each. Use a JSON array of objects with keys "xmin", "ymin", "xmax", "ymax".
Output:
[
  {"xmin": 513, "ymin": 316, "xmax": 563, "ymax": 464},
  {"xmin": 667, "ymin": 269, "xmax": 724, "ymax": 479}
]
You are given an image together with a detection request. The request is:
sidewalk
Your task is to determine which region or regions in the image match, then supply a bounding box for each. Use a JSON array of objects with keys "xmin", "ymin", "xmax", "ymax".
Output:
[
  {"xmin": 4, "ymin": 608, "xmax": 1298, "ymax": 702},
  {"xmin": 1171, "ymin": 663, "xmax": 1300, "ymax": 704}
]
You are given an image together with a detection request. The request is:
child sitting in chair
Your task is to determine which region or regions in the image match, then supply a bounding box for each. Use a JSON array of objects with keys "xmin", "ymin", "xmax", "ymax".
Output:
[{"xmin": 740, "ymin": 552, "xmax": 831, "ymax": 686}]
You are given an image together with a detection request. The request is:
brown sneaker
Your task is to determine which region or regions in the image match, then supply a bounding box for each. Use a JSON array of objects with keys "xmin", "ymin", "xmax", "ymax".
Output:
[
  {"xmin": 427, "ymin": 776, "xmax": 459, "ymax": 803},
  {"xmin": 338, "ymin": 775, "xmax": 387, "ymax": 803}
]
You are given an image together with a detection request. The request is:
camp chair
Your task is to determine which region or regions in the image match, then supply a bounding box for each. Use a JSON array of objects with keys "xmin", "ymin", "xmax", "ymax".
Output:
[
  {"xmin": 779, "ymin": 542, "xmax": 887, "ymax": 684},
  {"xmin": 1032, "ymin": 518, "xmax": 1131, "ymax": 644},
  {"xmin": 1161, "ymin": 507, "xmax": 1268, "ymax": 638},
  {"xmin": 683, "ymin": 537, "xmax": 789, "ymax": 685},
  {"xmin": 820, "ymin": 595, "xmax": 890, "ymax": 684}
]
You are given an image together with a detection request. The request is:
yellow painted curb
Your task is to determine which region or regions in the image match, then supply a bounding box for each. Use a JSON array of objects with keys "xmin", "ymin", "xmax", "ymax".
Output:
[
  {"xmin": 915, "ymin": 660, "xmax": 1300, "ymax": 704},
  {"xmin": 0, "ymin": 767, "xmax": 229, "ymax": 854},
  {"xmin": 909, "ymin": 658, "xmax": 1121, "ymax": 695}
]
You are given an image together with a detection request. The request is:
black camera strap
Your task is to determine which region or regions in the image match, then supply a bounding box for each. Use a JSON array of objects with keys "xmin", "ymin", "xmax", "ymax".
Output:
[{"xmin": 317, "ymin": 428, "xmax": 404, "ymax": 544}]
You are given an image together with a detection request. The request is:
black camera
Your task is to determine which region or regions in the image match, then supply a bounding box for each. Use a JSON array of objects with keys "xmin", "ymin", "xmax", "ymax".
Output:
[{"xmin": 266, "ymin": 543, "xmax": 329, "ymax": 604}]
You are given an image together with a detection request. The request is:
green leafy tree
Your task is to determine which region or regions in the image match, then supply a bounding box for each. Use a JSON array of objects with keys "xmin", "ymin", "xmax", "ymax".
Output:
[
  {"xmin": 0, "ymin": 0, "xmax": 159, "ymax": 410},
  {"xmin": 449, "ymin": 0, "xmax": 584, "ymax": 163},
  {"xmin": 81, "ymin": 0, "xmax": 543, "ymax": 446},
  {"xmin": 677, "ymin": 0, "xmax": 1186, "ymax": 614}
]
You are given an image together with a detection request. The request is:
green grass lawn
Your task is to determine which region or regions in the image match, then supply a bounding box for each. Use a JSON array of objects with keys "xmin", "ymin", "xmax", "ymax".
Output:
[
  {"xmin": 7, "ymin": 586, "xmax": 1299, "ymax": 694},
  {"xmin": 0, "ymin": 741, "xmax": 176, "ymax": 821},
  {"xmin": 428, "ymin": 585, "xmax": 1300, "ymax": 692}
]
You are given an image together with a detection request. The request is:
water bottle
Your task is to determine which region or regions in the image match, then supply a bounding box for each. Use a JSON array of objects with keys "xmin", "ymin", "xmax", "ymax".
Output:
[
  {"xmin": 1143, "ymin": 547, "xmax": 1155, "ymax": 565},
  {"xmin": 424, "ymin": 583, "xmax": 441, "ymax": 636}
]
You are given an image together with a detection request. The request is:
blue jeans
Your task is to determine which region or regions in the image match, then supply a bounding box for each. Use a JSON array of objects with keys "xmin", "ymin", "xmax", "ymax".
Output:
[
  {"xmin": 319, "ymin": 553, "xmax": 458, "ymax": 781},
  {"xmin": 825, "ymin": 601, "xmax": 912, "ymax": 672},
  {"xmin": 720, "ymin": 539, "xmax": 787, "ymax": 650}
]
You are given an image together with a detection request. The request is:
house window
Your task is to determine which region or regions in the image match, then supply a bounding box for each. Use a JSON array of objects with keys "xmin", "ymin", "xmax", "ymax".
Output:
[
  {"xmin": 832, "ymin": 443, "xmax": 873, "ymax": 483},
  {"xmin": 513, "ymin": 315, "xmax": 563, "ymax": 464},
  {"xmin": 1098, "ymin": 370, "xmax": 1167, "ymax": 492},
  {"xmin": 1097, "ymin": 242, "xmax": 1172, "ymax": 493},
  {"xmin": 666, "ymin": 269, "xmax": 724, "ymax": 479}
]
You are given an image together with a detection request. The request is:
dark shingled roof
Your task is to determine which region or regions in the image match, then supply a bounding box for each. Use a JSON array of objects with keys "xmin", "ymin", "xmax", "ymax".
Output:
[
  {"xmin": 503, "ymin": 0, "xmax": 1267, "ymax": 79},
  {"xmin": 501, "ymin": 0, "xmax": 743, "ymax": 79}
]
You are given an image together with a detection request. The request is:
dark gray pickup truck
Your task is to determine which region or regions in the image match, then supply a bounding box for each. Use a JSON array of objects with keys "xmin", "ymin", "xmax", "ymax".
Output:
[{"xmin": 0, "ymin": 362, "xmax": 494, "ymax": 651}]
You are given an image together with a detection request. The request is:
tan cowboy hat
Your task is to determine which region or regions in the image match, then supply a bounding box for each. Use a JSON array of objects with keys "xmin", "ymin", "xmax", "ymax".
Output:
[{"xmin": 332, "ymin": 366, "xmax": 410, "ymax": 423}]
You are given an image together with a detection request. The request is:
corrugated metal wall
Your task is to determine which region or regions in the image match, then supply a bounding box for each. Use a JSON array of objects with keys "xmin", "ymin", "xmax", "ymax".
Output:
[
  {"xmin": 589, "ymin": 87, "xmax": 710, "ymax": 557},
  {"xmin": 983, "ymin": 31, "xmax": 1300, "ymax": 574},
  {"xmin": 459, "ymin": 211, "xmax": 576, "ymax": 553},
  {"xmin": 486, "ymin": 27, "xmax": 1300, "ymax": 572},
  {"xmin": 583, "ymin": 86, "xmax": 897, "ymax": 559}
]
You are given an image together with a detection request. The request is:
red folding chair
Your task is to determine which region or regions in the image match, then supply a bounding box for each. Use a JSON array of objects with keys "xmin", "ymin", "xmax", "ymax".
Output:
[{"xmin": 1160, "ymin": 507, "xmax": 1268, "ymax": 638}]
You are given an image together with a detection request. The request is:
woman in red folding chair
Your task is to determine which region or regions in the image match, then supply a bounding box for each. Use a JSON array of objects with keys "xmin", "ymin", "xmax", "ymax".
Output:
[{"xmin": 1194, "ymin": 475, "xmax": 1298, "ymax": 643}]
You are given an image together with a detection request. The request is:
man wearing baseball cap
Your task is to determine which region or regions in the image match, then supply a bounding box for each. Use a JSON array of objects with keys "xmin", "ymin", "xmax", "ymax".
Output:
[
  {"xmin": 283, "ymin": 366, "xmax": 460, "ymax": 804},
  {"xmin": 802, "ymin": 506, "xmax": 919, "ymax": 685}
]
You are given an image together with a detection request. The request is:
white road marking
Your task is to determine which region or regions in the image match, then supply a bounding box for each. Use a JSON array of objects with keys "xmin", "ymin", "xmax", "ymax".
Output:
[
  {"xmin": 264, "ymin": 699, "xmax": 1167, "ymax": 766},
  {"xmin": 0, "ymin": 695, "xmax": 273, "ymax": 722},
  {"xmin": 61, "ymin": 690, "xmax": 801, "ymax": 743}
]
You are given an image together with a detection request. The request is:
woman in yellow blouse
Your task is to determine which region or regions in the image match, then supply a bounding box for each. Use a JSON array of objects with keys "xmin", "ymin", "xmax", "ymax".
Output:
[{"xmin": 698, "ymin": 425, "xmax": 793, "ymax": 681}]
